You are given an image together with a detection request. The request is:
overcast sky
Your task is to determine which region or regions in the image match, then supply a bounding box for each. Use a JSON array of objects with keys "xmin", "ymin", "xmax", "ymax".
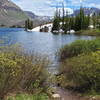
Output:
[{"xmin": 12, "ymin": 0, "xmax": 100, "ymax": 16}]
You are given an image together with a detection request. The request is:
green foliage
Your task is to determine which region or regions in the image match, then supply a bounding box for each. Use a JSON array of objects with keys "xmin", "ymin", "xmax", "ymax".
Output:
[
  {"xmin": 92, "ymin": 13, "xmax": 98, "ymax": 29},
  {"xmin": 52, "ymin": 6, "xmax": 91, "ymax": 33},
  {"xmin": 59, "ymin": 38, "xmax": 100, "ymax": 60},
  {"xmin": 74, "ymin": 7, "xmax": 90, "ymax": 31},
  {"xmin": 52, "ymin": 8, "xmax": 60, "ymax": 31},
  {"xmin": 25, "ymin": 19, "xmax": 33, "ymax": 30},
  {"xmin": 59, "ymin": 51, "xmax": 100, "ymax": 93},
  {"xmin": 0, "ymin": 46, "xmax": 49, "ymax": 99},
  {"xmin": 7, "ymin": 93, "xmax": 49, "ymax": 100}
]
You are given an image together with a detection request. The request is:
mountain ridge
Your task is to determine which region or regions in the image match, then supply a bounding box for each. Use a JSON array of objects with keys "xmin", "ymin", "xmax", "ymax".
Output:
[
  {"xmin": 0, "ymin": 0, "xmax": 29, "ymax": 27},
  {"xmin": 0, "ymin": 0, "xmax": 100, "ymax": 27},
  {"xmin": 72, "ymin": 7, "xmax": 100, "ymax": 16}
]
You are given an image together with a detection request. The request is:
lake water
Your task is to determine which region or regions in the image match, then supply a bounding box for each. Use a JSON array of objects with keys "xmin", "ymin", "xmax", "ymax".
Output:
[{"xmin": 0, "ymin": 28, "xmax": 95, "ymax": 73}]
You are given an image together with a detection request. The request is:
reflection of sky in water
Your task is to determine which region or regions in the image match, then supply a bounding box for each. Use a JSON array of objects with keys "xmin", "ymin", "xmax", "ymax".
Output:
[
  {"xmin": 0, "ymin": 28, "xmax": 95, "ymax": 74},
  {"xmin": 0, "ymin": 28, "xmax": 95, "ymax": 60}
]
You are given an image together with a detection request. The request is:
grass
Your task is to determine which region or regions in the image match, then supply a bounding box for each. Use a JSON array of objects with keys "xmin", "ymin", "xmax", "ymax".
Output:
[
  {"xmin": 6, "ymin": 93, "xmax": 49, "ymax": 100},
  {"xmin": 58, "ymin": 51, "xmax": 100, "ymax": 94},
  {"xmin": 58, "ymin": 38, "xmax": 100, "ymax": 97},
  {"xmin": 58, "ymin": 38, "xmax": 100, "ymax": 60},
  {"xmin": 75, "ymin": 29, "xmax": 100, "ymax": 36}
]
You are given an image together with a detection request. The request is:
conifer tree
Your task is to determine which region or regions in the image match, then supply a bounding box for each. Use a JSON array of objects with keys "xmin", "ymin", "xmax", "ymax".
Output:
[
  {"xmin": 52, "ymin": 7, "xmax": 60, "ymax": 32},
  {"xmin": 74, "ymin": 7, "xmax": 90, "ymax": 31},
  {"xmin": 25, "ymin": 19, "xmax": 33, "ymax": 30},
  {"xmin": 62, "ymin": 3, "xmax": 65, "ymax": 30},
  {"xmin": 92, "ymin": 13, "xmax": 98, "ymax": 29},
  {"xmin": 63, "ymin": 10, "xmax": 70, "ymax": 33},
  {"xmin": 97, "ymin": 13, "xmax": 100, "ymax": 29},
  {"xmin": 25, "ymin": 20, "xmax": 28, "ymax": 31}
]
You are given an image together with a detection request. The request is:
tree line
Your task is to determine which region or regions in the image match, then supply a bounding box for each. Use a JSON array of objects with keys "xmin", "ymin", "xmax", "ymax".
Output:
[{"xmin": 52, "ymin": 6, "xmax": 100, "ymax": 33}]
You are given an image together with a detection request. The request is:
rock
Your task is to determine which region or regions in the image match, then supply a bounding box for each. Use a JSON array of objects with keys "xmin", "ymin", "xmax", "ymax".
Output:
[
  {"xmin": 89, "ymin": 25, "xmax": 94, "ymax": 29},
  {"xmin": 52, "ymin": 93, "xmax": 61, "ymax": 98}
]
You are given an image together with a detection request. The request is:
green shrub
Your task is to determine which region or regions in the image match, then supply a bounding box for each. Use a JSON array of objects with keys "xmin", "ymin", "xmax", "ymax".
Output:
[
  {"xmin": 59, "ymin": 38, "xmax": 100, "ymax": 60},
  {"xmin": 59, "ymin": 51, "xmax": 100, "ymax": 93},
  {"xmin": 0, "ymin": 46, "xmax": 49, "ymax": 99}
]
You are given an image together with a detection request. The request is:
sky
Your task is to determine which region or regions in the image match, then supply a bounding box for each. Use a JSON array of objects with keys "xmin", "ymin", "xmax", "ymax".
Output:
[{"xmin": 12, "ymin": 0, "xmax": 100, "ymax": 16}]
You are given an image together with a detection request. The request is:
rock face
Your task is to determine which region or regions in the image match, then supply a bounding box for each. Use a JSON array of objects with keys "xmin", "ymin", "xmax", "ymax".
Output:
[
  {"xmin": 24, "ymin": 11, "xmax": 38, "ymax": 19},
  {"xmin": 0, "ymin": 0, "xmax": 28, "ymax": 27},
  {"xmin": 72, "ymin": 7, "xmax": 100, "ymax": 16},
  {"xmin": 25, "ymin": 11, "xmax": 52, "ymax": 23}
]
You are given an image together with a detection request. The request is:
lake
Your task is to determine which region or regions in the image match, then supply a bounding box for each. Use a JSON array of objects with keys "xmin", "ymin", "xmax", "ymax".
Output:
[{"xmin": 0, "ymin": 28, "xmax": 95, "ymax": 73}]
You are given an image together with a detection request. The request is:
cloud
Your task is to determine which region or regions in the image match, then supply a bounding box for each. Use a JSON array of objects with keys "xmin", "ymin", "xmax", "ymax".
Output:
[
  {"xmin": 65, "ymin": 0, "xmax": 100, "ymax": 9},
  {"xmin": 11, "ymin": 0, "xmax": 58, "ymax": 16},
  {"xmin": 12, "ymin": 0, "xmax": 100, "ymax": 16},
  {"xmin": 12, "ymin": 0, "xmax": 73, "ymax": 16}
]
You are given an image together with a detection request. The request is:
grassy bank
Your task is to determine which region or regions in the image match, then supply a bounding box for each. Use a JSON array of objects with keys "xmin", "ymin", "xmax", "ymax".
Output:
[
  {"xmin": 6, "ymin": 93, "xmax": 48, "ymax": 100},
  {"xmin": 0, "ymin": 45, "xmax": 50, "ymax": 100},
  {"xmin": 57, "ymin": 38, "xmax": 100, "ymax": 97},
  {"xmin": 75, "ymin": 29, "xmax": 100, "ymax": 36},
  {"xmin": 59, "ymin": 38, "xmax": 100, "ymax": 60}
]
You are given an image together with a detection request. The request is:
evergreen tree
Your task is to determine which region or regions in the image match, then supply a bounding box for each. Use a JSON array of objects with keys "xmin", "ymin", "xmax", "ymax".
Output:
[
  {"xmin": 74, "ymin": 7, "xmax": 90, "ymax": 31},
  {"xmin": 25, "ymin": 20, "xmax": 28, "ymax": 31},
  {"xmin": 97, "ymin": 13, "xmax": 100, "ymax": 29},
  {"xmin": 62, "ymin": 3, "xmax": 65, "ymax": 30},
  {"xmin": 25, "ymin": 19, "xmax": 33, "ymax": 30},
  {"xmin": 84, "ymin": 14, "xmax": 90, "ymax": 29},
  {"xmin": 80, "ymin": 7, "xmax": 85, "ymax": 30},
  {"xmin": 69, "ymin": 17, "xmax": 75, "ymax": 30},
  {"xmin": 74, "ymin": 14, "xmax": 81, "ymax": 31},
  {"xmin": 52, "ymin": 7, "xmax": 60, "ymax": 32},
  {"xmin": 92, "ymin": 13, "xmax": 97, "ymax": 29},
  {"xmin": 63, "ymin": 10, "xmax": 70, "ymax": 33}
]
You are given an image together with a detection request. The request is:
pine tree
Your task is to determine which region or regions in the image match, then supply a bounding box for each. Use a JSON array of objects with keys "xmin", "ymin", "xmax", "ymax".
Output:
[
  {"xmin": 52, "ymin": 7, "xmax": 60, "ymax": 32},
  {"xmin": 74, "ymin": 7, "xmax": 89, "ymax": 31},
  {"xmin": 62, "ymin": 3, "xmax": 65, "ymax": 30},
  {"xmin": 74, "ymin": 14, "xmax": 81, "ymax": 31},
  {"xmin": 25, "ymin": 19, "xmax": 33, "ymax": 30},
  {"xmin": 92, "ymin": 13, "xmax": 97, "ymax": 29},
  {"xmin": 96, "ymin": 13, "xmax": 100, "ymax": 30},
  {"xmin": 25, "ymin": 20, "xmax": 28, "ymax": 31},
  {"xmin": 63, "ymin": 10, "xmax": 70, "ymax": 33},
  {"xmin": 69, "ymin": 17, "xmax": 75, "ymax": 30}
]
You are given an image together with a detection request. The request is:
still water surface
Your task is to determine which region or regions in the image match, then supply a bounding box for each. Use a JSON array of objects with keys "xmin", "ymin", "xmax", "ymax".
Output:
[{"xmin": 0, "ymin": 28, "xmax": 95, "ymax": 73}]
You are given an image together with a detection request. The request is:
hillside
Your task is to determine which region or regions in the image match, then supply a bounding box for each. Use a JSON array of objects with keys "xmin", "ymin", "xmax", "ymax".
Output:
[
  {"xmin": 0, "ymin": 0, "xmax": 52, "ymax": 27},
  {"xmin": 25, "ymin": 11, "xmax": 52, "ymax": 22},
  {"xmin": 0, "ymin": 0, "xmax": 28, "ymax": 27},
  {"xmin": 72, "ymin": 7, "xmax": 100, "ymax": 16}
]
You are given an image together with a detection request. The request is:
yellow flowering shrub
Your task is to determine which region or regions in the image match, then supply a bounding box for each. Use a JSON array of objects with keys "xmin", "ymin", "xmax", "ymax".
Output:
[{"xmin": 0, "ymin": 47, "xmax": 49, "ymax": 99}]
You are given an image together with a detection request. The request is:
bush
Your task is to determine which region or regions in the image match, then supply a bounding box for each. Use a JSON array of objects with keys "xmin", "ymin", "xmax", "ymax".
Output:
[
  {"xmin": 59, "ymin": 38, "xmax": 100, "ymax": 60},
  {"xmin": 0, "ymin": 46, "xmax": 49, "ymax": 99},
  {"xmin": 59, "ymin": 51, "xmax": 100, "ymax": 93}
]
